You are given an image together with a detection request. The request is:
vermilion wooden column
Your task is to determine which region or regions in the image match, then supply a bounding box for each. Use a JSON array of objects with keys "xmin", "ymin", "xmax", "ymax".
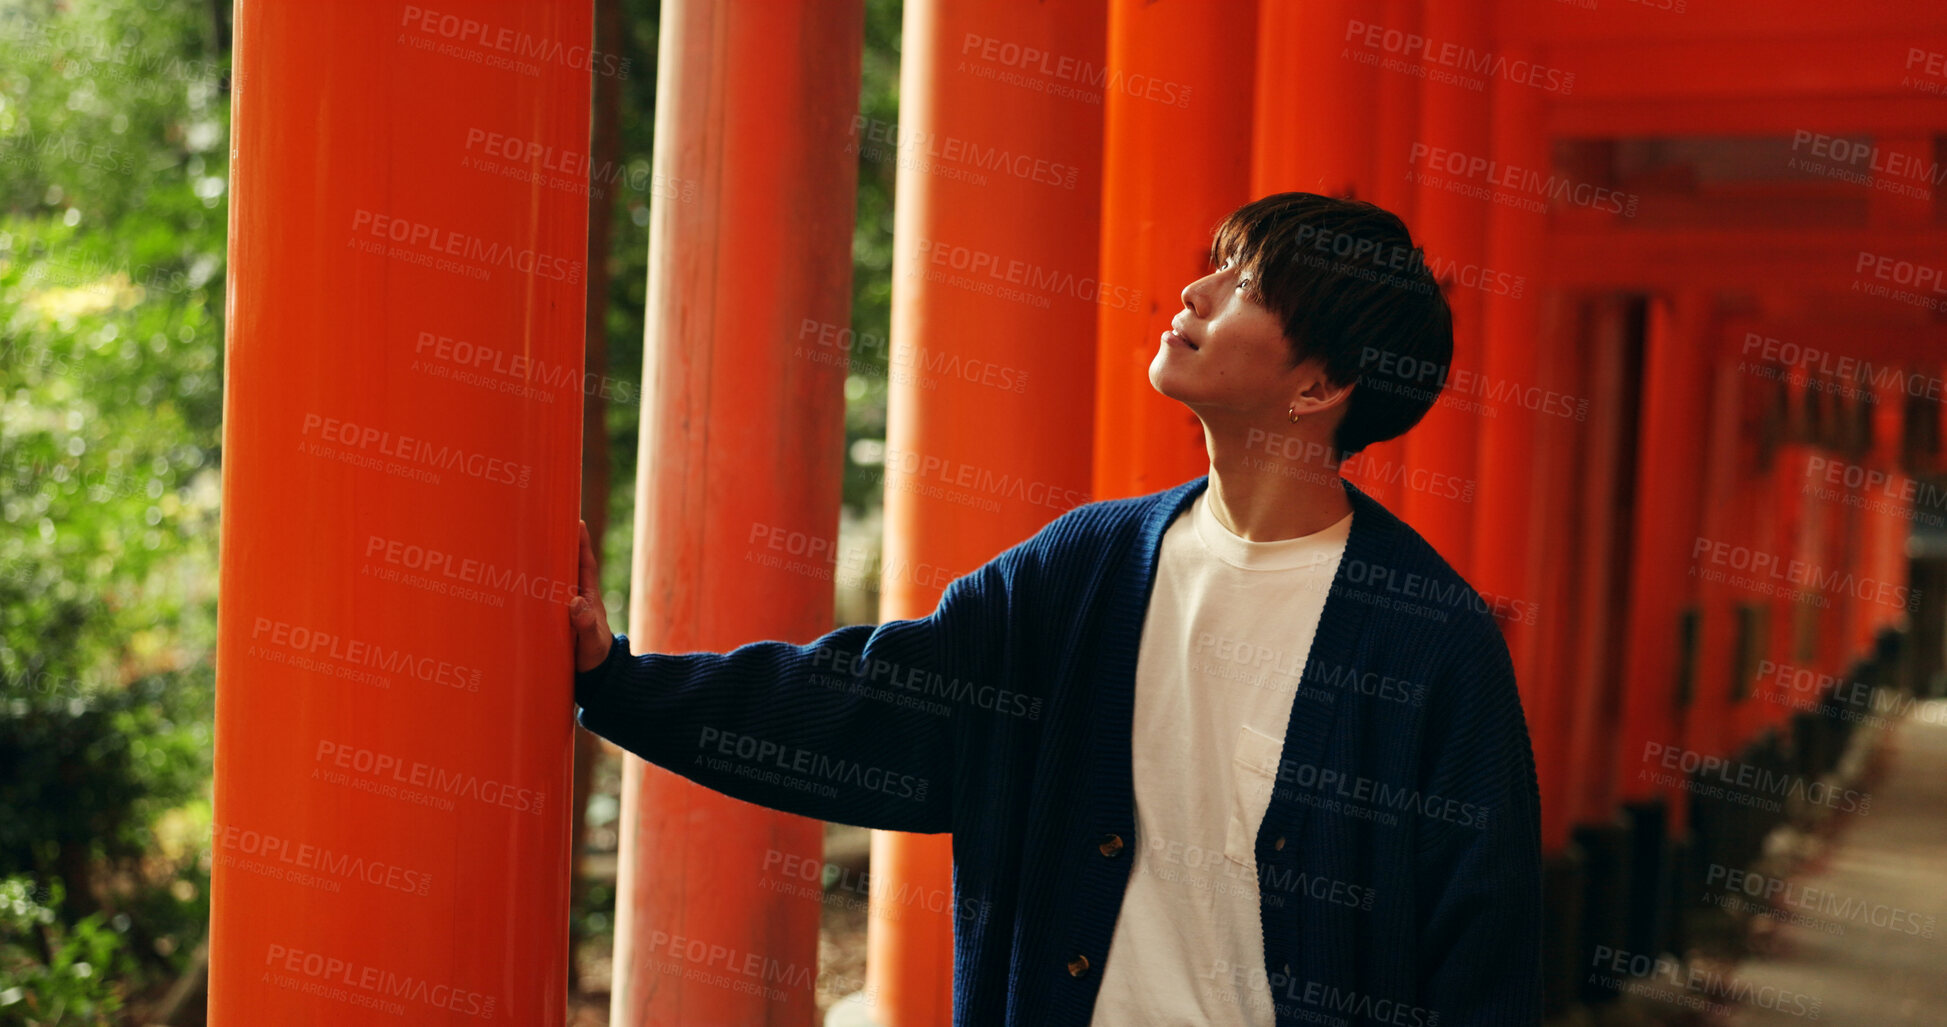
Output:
[
  {"xmin": 1251, "ymin": 0, "xmax": 1380, "ymax": 199},
  {"xmin": 1093, "ymin": 0, "xmax": 1257, "ymax": 501},
  {"xmin": 1614, "ymin": 293, "xmax": 1713, "ymax": 812},
  {"xmin": 1567, "ymin": 297, "xmax": 1633, "ymax": 823},
  {"xmin": 1350, "ymin": 0, "xmax": 1425, "ymax": 510},
  {"xmin": 1398, "ymin": 0, "xmax": 1491, "ymax": 574},
  {"xmin": 612, "ymin": 1, "xmax": 861, "ymax": 1022},
  {"xmin": 1474, "ymin": 43, "xmax": 1548, "ymax": 714},
  {"xmin": 1860, "ymin": 377, "xmax": 1911, "ymax": 650},
  {"xmin": 871, "ymin": 1, "xmax": 1104, "ymax": 1021},
  {"xmin": 211, "ymin": 2, "xmax": 587, "ymax": 1023},
  {"xmin": 1809, "ymin": 377, "xmax": 1855, "ymax": 677},
  {"xmin": 1686, "ymin": 336, "xmax": 1750, "ymax": 762},
  {"xmin": 1530, "ymin": 297, "xmax": 1593, "ymax": 850},
  {"xmin": 1740, "ymin": 439, "xmax": 1809, "ymax": 745}
]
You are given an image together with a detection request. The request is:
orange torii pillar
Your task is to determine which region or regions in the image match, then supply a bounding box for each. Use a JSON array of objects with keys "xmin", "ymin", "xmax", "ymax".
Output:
[
  {"xmin": 1251, "ymin": 0, "xmax": 1379, "ymax": 199},
  {"xmin": 1351, "ymin": 0, "xmax": 1425, "ymax": 510},
  {"xmin": 1564, "ymin": 296, "xmax": 1633, "ymax": 829},
  {"xmin": 1741, "ymin": 436, "xmax": 1812, "ymax": 746},
  {"xmin": 869, "ymin": 2, "xmax": 1105, "ymax": 1022},
  {"xmin": 1249, "ymin": 0, "xmax": 1382, "ymax": 498},
  {"xmin": 1093, "ymin": 0, "xmax": 1257, "ymax": 501},
  {"xmin": 1857, "ymin": 377, "xmax": 1912, "ymax": 652},
  {"xmin": 210, "ymin": 2, "xmax": 587, "ymax": 1024},
  {"xmin": 1611, "ymin": 293, "xmax": 1713, "ymax": 958},
  {"xmin": 1614, "ymin": 293, "xmax": 1713, "ymax": 821},
  {"xmin": 1473, "ymin": 45, "xmax": 1547, "ymax": 737},
  {"xmin": 1398, "ymin": 0, "xmax": 1491, "ymax": 573},
  {"xmin": 610, "ymin": 2, "xmax": 862, "ymax": 1023},
  {"xmin": 1686, "ymin": 335, "xmax": 1755, "ymax": 764}
]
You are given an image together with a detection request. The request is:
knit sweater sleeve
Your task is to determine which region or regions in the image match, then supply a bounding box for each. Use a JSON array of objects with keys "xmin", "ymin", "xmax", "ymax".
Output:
[
  {"xmin": 1412, "ymin": 621, "xmax": 1545, "ymax": 1026},
  {"xmin": 570, "ymin": 530, "xmax": 1042, "ymax": 835}
]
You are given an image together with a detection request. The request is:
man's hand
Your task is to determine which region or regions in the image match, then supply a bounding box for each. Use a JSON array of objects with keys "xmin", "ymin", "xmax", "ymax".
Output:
[{"xmin": 571, "ymin": 519, "xmax": 616, "ymax": 673}]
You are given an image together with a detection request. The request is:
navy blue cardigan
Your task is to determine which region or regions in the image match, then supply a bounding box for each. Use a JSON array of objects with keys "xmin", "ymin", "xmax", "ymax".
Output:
[{"xmin": 574, "ymin": 474, "xmax": 1543, "ymax": 1026}]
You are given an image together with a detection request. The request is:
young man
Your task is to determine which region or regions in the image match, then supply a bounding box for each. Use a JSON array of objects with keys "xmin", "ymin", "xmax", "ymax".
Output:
[{"xmin": 570, "ymin": 192, "xmax": 1543, "ymax": 1027}]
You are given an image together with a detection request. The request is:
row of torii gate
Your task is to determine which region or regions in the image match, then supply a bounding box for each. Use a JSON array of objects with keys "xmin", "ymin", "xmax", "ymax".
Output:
[{"xmin": 211, "ymin": 0, "xmax": 1947, "ymax": 1023}]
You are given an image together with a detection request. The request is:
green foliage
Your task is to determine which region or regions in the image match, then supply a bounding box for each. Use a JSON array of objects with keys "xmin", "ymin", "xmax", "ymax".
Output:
[
  {"xmin": 0, "ymin": 876, "xmax": 138, "ymax": 1026},
  {"xmin": 843, "ymin": 0, "xmax": 902, "ymax": 513},
  {"xmin": 0, "ymin": 0, "xmax": 228, "ymax": 1011}
]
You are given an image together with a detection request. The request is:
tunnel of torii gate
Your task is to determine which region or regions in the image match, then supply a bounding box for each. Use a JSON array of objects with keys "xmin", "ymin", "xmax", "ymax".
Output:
[{"xmin": 209, "ymin": 0, "xmax": 1947, "ymax": 1024}]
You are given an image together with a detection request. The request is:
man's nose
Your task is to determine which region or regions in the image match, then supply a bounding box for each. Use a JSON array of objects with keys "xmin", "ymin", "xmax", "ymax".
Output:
[{"xmin": 1180, "ymin": 275, "xmax": 1208, "ymax": 317}]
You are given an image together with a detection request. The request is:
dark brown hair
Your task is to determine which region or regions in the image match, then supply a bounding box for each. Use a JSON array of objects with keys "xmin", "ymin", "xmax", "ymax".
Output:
[{"xmin": 1210, "ymin": 192, "xmax": 1454, "ymax": 457}]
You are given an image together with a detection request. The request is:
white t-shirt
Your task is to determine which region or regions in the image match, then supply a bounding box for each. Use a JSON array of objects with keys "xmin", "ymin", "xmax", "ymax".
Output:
[{"xmin": 1087, "ymin": 488, "xmax": 1352, "ymax": 1027}]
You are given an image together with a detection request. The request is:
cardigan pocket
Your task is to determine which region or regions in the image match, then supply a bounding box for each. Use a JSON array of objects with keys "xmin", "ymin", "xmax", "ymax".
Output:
[{"xmin": 1224, "ymin": 724, "xmax": 1284, "ymax": 866}]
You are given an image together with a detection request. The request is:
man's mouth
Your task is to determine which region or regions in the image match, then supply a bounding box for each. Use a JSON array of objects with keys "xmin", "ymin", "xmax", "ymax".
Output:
[{"xmin": 1163, "ymin": 327, "xmax": 1199, "ymax": 350}]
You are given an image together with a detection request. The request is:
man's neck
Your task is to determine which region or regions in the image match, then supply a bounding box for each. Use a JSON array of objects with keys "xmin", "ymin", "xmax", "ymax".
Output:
[{"xmin": 1201, "ymin": 422, "xmax": 1353, "ymax": 542}]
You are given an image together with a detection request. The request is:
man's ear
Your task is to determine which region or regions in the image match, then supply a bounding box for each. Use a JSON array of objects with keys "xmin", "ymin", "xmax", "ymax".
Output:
[{"xmin": 1288, "ymin": 362, "xmax": 1355, "ymax": 417}]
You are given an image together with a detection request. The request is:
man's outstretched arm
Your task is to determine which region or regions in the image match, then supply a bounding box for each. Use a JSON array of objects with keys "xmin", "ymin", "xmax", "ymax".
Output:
[{"xmin": 567, "ymin": 519, "xmax": 1040, "ymax": 834}]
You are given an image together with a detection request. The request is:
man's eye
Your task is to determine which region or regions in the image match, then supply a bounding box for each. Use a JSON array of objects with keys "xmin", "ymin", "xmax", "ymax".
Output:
[{"xmin": 1237, "ymin": 277, "xmax": 1251, "ymax": 291}]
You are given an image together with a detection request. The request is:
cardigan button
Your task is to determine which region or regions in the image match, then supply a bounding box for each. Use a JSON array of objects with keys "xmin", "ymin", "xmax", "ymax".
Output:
[
  {"xmin": 1067, "ymin": 953, "xmax": 1092, "ymax": 977},
  {"xmin": 1273, "ymin": 836, "xmax": 1285, "ymax": 851},
  {"xmin": 1097, "ymin": 833, "xmax": 1125, "ymax": 857}
]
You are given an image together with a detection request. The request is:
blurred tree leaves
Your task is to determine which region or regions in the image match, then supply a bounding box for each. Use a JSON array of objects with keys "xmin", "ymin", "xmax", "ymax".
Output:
[{"xmin": 0, "ymin": 0, "xmax": 227, "ymax": 1012}]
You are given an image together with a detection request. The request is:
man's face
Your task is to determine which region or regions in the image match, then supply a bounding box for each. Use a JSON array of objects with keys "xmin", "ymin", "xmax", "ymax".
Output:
[{"xmin": 1149, "ymin": 255, "xmax": 1309, "ymax": 417}]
